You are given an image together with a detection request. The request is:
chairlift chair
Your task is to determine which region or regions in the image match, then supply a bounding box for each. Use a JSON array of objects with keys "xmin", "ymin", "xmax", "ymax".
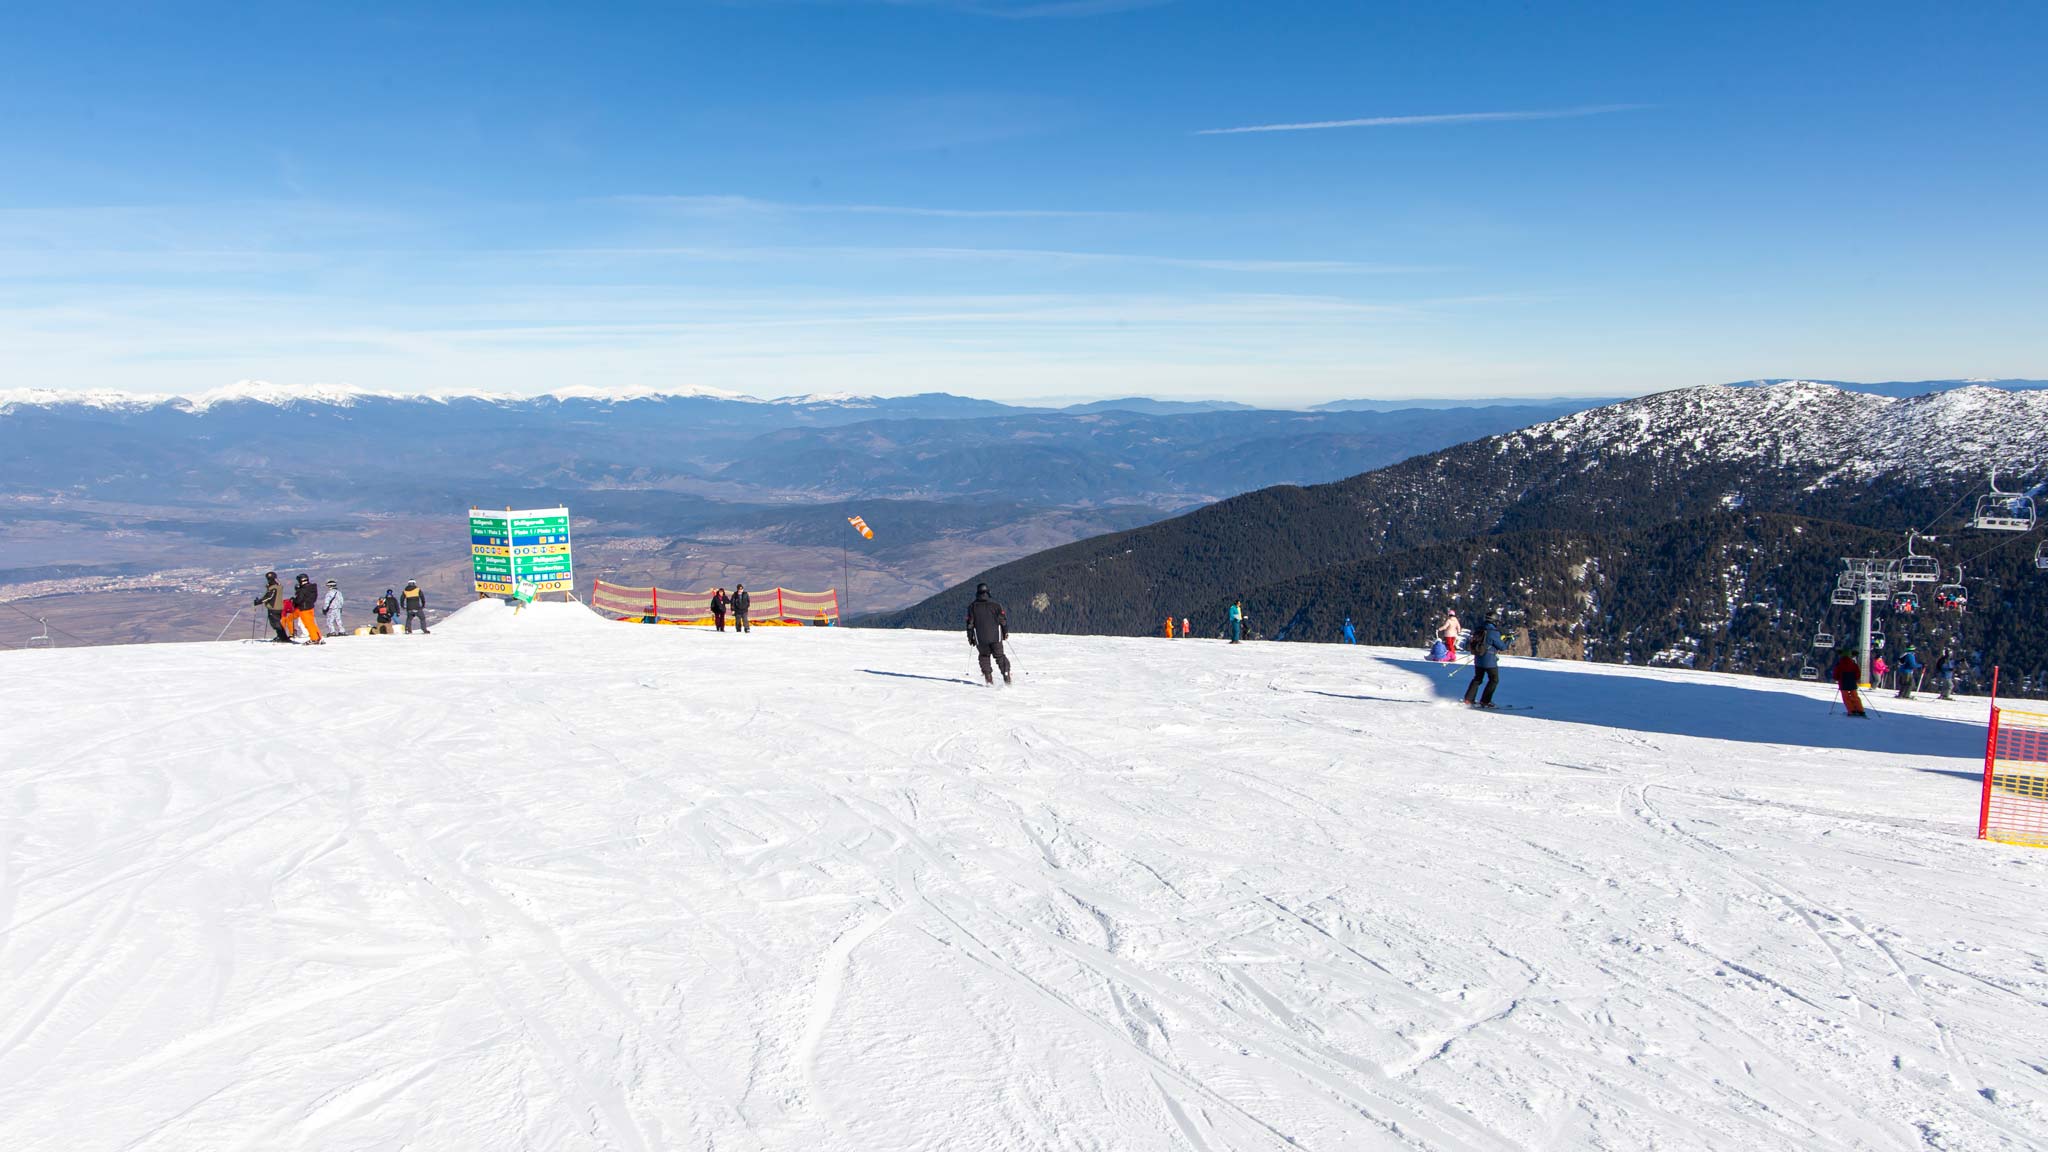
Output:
[
  {"xmin": 1811, "ymin": 627, "xmax": 1834, "ymax": 649},
  {"xmin": 1898, "ymin": 533, "xmax": 1940, "ymax": 583},
  {"xmin": 2036, "ymin": 539, "xmax": 2048, "ymax": 571},
  {"xmin": 1799, "ymin": 662, "xmax": 1819, "ymax": 681},
  {"xmin": 1934, "ymin": 564, "xmax": 1968, "ymax": 611},
  {"xmin": 1968, "ymin": 469, "xmax": 2038, "ymax": 532},
  {"xmin": 1831, "ymin": 586, "xmax": 1857, "ymax": 606},
  {"xmin": 1891, "ymin": 589, "xmax": 1920, "ymax": 614},
  {"xmin": 1870, "ymin": 631, "xmax": 1886, "ymax": 651}
]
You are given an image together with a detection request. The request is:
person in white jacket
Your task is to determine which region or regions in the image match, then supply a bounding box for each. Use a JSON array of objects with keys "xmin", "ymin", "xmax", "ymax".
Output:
[{"xmin": 320, "ymin": 579, "xmax": 345, "ymax": 636}]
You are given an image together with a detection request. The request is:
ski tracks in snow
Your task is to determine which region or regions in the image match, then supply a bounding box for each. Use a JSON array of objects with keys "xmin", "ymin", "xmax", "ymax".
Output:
[{"xmin": 3, "ymin": 613, "xmax": 2046, "ymax": 1150}]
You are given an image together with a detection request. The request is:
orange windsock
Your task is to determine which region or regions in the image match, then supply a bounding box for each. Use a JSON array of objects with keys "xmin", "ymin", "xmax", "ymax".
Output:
[{"xmin": 847, "ymin": 515, "xmax": 874, "ymax": 540}]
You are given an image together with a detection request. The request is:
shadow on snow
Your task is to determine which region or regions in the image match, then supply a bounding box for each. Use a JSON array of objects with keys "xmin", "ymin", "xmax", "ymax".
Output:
[{"xmin": 1381, "ymin": 657, "xmax": 1985, "ymax": 761}]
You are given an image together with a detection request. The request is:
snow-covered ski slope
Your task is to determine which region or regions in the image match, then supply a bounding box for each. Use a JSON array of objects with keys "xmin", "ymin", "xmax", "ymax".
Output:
[{"xmin": 3, "ymin": 601, "xmax": 2044, "ymax": 1151}]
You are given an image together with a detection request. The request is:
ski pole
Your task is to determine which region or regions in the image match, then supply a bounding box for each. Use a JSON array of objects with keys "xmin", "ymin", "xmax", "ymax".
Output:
[{"xmin": 215, "ymin": 606, "xmax": 246, "ymax": 643}]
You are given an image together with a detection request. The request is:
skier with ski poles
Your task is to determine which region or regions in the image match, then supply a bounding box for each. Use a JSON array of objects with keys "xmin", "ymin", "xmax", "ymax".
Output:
[
  {"xmin": 1832, "ymin": 647, "xmax": 1868, "ymax": 717},
  {"xmin": 1462, "ymin": 612, "xmax": 1508, "ymax": 708},
  {"xmin": 252, "ymin": 571, "xmax": 289, "ymax": 642},
  {"xmin": 1894, "ymin": 644, "xmax": 1924, "ymax": 699},
  {"xmin": 1934, "ymin": 652, "xmax": 1957, "ymax": 700},
  {"xmin": 966, "ymin": 582, "xmax": 1012, "ymax": 686}
]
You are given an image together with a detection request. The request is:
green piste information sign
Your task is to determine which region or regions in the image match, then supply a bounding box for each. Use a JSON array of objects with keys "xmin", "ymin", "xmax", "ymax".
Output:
[{"xmin": 471, "ymin": 506, "xmax": 573, "ymax": 596}]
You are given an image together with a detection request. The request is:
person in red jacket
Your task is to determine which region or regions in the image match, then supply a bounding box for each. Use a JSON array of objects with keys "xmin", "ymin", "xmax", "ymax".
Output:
[{"xmin": 1832, "ymin": 649, "xmax": 1867, "ymax": 717}]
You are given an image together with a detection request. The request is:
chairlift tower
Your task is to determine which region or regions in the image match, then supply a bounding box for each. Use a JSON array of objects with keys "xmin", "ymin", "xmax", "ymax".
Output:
[{"xmin": 1836, "ymin": 557, "xmax": 1896, "ymax": 689}]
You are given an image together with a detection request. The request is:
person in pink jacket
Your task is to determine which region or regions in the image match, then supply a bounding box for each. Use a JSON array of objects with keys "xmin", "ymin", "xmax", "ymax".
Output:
[{"xmin": 1438, "ymin": 611, "xmax": 1462, "ymax": 659}]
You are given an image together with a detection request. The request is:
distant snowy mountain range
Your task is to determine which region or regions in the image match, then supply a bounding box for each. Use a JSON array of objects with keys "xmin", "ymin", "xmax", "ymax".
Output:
[{"xmin": 5, "ymin": 375, "xmax": 2044, "ymax": 417}]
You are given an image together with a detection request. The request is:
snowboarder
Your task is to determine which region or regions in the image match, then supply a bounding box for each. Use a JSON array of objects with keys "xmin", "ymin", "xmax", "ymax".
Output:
[
  {"xmin": 1894, "ymin": 645, "xmax": 1924, "ymax": 699},
  {"xmin": 1341, "ymin": 616, "xmax": 1356, "ymax": 644},
  {"xmin": 1462, "ymin": 613, "xmax": 1508, "ymax": 708},
  {"xmin": 1832, "ymin": 648, "xmax": 1867, "ymax": 717},
  {"xmin": 966, "ymin": 582, "xmax": 1012, "ymax": 685},
  {"xmin": 291, "ymin": 574, "xmax": 324, "ymax": 644},
  {"xmin": 373, "ymin": 589, "xmax": 397, "ymax": 634},
  {"xmin": 320, "ymin": 579, "xmax": 344, "ymax": 636},
  {"xmin": 1229, "ymin": 602, "xmax": 1243, "ymax": 644},
  {"xmin": 732, "ymin": 584, "xmax": 751, "ymax": 633},
  {"xmin": 253, "ymin": 572, "xmax": 289, "ymax": 642},
  {"xmin": 1934, "ymin": 652, "xmax": 1956, "ymax": 700},
  {"xmin": 711, "ymin": 587, "xmax": 728, "ymax": 632},
  {"xmin": 1438, "ymin": 611, "xmax": 1462, "ymax": 660},
  {"xmin": 401, "ymin": 581, "xmax": 430, "ymax": 634}
]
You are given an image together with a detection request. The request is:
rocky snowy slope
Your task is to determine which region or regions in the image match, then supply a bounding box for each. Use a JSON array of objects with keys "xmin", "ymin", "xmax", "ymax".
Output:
[
  {"xmin": 882, "ymin": 380, "xmax": 2048, "ymax": 640},
  {"xmin": 3, "ymin": 601, "xmax": 2044, "ymax": 1150}
]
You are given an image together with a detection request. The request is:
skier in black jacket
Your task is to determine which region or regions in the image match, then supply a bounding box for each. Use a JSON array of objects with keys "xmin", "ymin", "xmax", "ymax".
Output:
[
  {"xmin": 966, "ymin": 582, "xmax": 1012, "ymax": 686},
  {"xmin": 732, "ymin": 584, "xmax": 751, "ymax": 633},
  {"xmin": 291, "ymin": 573, "xmax": 325, "ymax": 644}
]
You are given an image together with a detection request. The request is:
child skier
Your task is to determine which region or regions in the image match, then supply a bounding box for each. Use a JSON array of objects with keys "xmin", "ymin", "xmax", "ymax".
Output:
[{"xmin": 1341, "ymin": 616, "xmax": 1356, "ymax": 644}]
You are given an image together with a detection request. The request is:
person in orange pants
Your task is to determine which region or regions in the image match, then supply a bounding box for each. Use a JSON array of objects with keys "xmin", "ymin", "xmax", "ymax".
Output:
[
  {"xmin": 1831, "ymin": 648, "xmax": 1866, "ymax": 717},
  {"xmin": 290, "ymin": 573, "xmax": 324, "ymax": 644},
  {"xmin": 1164, "ymin": 615, "xmax": 1176, "ymax": 638}
]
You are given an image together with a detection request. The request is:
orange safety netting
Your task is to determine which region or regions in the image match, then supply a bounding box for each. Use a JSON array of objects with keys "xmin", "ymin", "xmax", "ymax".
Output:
[
  {"xmin": 1983, "ymin": 704, "xmax": 2048, "ymax": 849},
  {"xmin": 591, "ymin": 579, "xmax": 839, "ymax": 626}
]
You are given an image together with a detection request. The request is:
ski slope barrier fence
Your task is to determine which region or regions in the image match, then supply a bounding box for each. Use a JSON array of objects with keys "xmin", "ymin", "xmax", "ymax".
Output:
[
  {"xmin": 1982, "ymin": 668, "xmax": 2048, "ymax": 849},
  {"xmin": 590, "ymin": 579, "xmax": 839, "ymax": 627}
]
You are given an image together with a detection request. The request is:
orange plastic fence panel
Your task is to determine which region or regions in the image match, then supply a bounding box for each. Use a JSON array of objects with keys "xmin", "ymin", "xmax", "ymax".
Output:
[
  {"xmin": 1983, "ymin": 707, "xmax": 2048, "ymax": 849},
  {"xmin": 592, "ymin": 580, "xmax": 839, "ymax": 624}
]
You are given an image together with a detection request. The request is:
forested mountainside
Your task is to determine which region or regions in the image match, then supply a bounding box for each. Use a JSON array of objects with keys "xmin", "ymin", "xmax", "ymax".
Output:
[
  {"xmin": 874, "ymin": 383, "xmax": 2048, "ymax": 689},
  {"xmin": 1198, "ymin": 512, "xmax": 2045, "ymax": 689}
]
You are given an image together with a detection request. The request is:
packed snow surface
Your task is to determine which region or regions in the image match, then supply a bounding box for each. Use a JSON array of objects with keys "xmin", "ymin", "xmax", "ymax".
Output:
[{"xmin": 3, "ymin": 601, "xmax": 2044, "ymax": 1151}]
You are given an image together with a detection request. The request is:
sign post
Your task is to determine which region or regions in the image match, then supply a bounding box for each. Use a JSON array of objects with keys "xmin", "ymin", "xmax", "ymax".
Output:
[{"xmin": 471, "ymin": 506, "xmax": 574, "ymax": 599}]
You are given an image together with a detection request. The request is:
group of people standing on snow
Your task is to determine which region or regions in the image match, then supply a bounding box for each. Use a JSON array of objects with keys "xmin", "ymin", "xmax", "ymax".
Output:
[
  {"xmin": 1833, "ymin": 644, "xmax": 1959, "ymax": 714},
  {"xmin": 252, "ymin": 572, "xmax": 429, "ymax": 643},
  {"xmin": 708, "ymin": 585, "xmax": 751, "ymax": 633}
]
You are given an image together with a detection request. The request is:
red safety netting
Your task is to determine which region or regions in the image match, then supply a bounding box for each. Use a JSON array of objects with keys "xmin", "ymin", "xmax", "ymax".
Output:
[
  {"xmin": 1982, "ymin": 670, "xmax": 2048, "ymax": 849},
  {"xmin": 591, "ymin": 579, "xmax": 839, "ymax": 626}
]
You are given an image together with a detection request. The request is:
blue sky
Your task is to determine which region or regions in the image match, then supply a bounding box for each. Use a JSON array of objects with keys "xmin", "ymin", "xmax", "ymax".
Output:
[{"xmin": 2, "ymin": 1, "xmax": 2043, "ymax": 402}]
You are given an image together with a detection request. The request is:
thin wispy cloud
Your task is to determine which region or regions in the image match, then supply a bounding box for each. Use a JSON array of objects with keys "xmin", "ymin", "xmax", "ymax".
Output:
[
  {"xmin": 1197, "ymin": 104, "xmax": 1648, "ymax": 136},
  {"xmin": 608, "ymin": 193, "xmax": 1124, "ymax": 219}
]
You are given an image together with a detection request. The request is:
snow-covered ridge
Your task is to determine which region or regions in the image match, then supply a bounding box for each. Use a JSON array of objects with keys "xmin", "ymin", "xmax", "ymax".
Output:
[
  {"xmin": 0, "ymin": 380, "xmax": 887, "ymax": 413},
  {"xmin": 1511, "ymin": 381, "xmax": 2048, "ymax": 478}
]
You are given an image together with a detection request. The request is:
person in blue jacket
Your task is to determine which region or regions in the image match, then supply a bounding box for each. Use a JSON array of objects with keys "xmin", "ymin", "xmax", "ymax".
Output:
[
  {"xmin": 1462, "ymin": 613, "xmax": 1509, "ymax": 708},
  {"xmin": 1228, "ymin": 602, "xmax": 1243, "ymax": 644},
  {"xmin": 1894, "ymin": 644, "xmax": 1924, "ymax": 699},
  {"xmin": 1341, "ymin": 616, "xmax": 1356, "ymax": 644},
  {"xmin": 1934, "ymin": 652, "xmax": 1956, "ymax": 700}
]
